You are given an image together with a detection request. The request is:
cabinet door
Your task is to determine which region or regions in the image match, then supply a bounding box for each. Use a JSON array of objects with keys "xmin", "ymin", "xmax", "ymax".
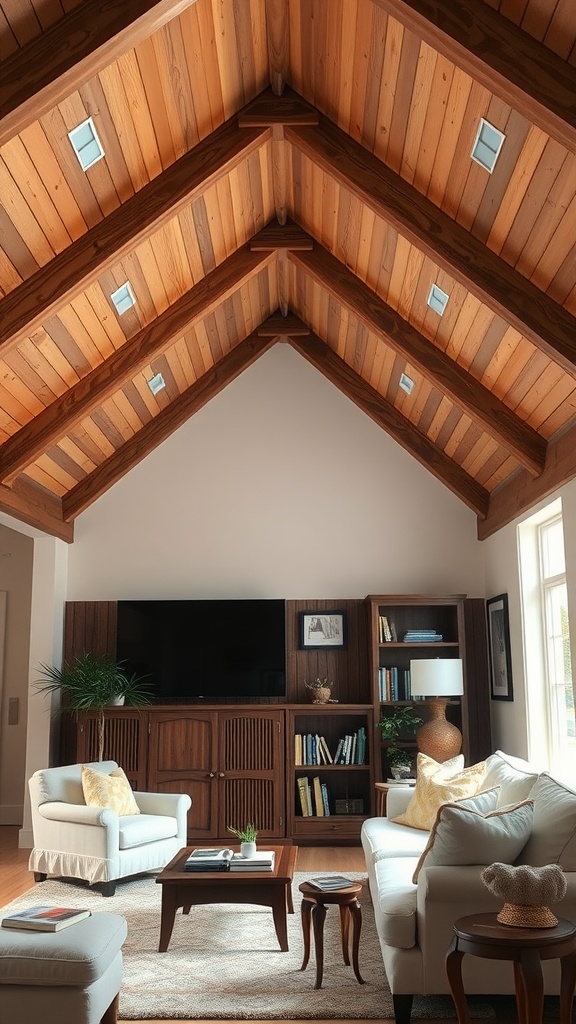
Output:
[
  {"xmin": 217, "ymin": 710, "xmax": 286, "ymax": 838},
  {"xmin": 77, "ymin": 709, "xmax": 147, "ymax": 790},
  {"xmin": 148, "ymin": 711, "xmax": 217, "ymax": 839}
]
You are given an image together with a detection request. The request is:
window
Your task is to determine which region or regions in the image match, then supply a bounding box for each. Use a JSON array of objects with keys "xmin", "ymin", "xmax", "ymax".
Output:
[{"xmin": 519, "ymin": 501, "xmax": 574, "ymax": 778}]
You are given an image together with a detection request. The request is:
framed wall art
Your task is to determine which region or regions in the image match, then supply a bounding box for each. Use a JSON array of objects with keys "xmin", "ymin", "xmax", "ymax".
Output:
[
  {"xmin": 299, "ymin": 611, "xmax": 347, "ymax": 650},
  {"xmin": 487, "ymin": 593, "xmax": 514, "ymax": 701}
]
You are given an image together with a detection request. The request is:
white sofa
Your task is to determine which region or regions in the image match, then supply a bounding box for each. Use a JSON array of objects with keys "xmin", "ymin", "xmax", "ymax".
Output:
[
  {"xmin": 361, "ymin": 751, "xmax": 576, "ymax": 1024},
  {"xmin": 29, "ymin": 761, "xmax": 191, "ymax": 896}
]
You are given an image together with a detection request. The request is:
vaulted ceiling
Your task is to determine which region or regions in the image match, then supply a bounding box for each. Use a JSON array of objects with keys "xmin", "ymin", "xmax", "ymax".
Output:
[{"xmin": 1, "ymin": 0, "xmax": 575, "ymax": 544}]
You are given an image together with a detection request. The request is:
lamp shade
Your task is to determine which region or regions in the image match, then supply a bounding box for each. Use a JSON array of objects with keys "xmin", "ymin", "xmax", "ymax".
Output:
[{"xmin": 410, "ymin": 658, "xmax": 464, "ymax": 697}]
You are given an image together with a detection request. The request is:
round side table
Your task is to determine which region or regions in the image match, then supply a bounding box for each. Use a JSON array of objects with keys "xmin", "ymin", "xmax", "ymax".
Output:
[
  {"xmin": 299, "ymin": 881, "xmax": 365, "ymax": 990},
  {"xmin": 446, "ymin": 913, "xmax": 576, "ymax": 1024}
]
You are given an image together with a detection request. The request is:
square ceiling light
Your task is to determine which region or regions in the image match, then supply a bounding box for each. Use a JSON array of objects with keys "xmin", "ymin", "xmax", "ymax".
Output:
[
  {"xmin": 427, "ymin": 284, "xmax": 449, "ymax": 316},
  {"xmin": 110, "ymin": 281, "xmax": 136, "ymax": 315},
  {"xmin": 399, "ymin": 373, "xmax": 414, "ymax": 395},
  {"xmin": 68, "ymin": 117, "xmax": 105, "ymax": 171},
  {"xmin": 471, "ymin": 119, "xmax": 506, "ymax": 172},
  {"xmin": 147, "ymin": 373, "xmax": 166, "ymax": 395}
]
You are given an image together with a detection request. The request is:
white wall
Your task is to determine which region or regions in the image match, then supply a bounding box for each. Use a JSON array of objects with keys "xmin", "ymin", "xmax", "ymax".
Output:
[
  {"xmin": 67, "ymin": 345, "xmax": 486, "ymax": 599},
  {"xmin": 482, "ymin": 478, "xmax": 576, "ymax": 760}
]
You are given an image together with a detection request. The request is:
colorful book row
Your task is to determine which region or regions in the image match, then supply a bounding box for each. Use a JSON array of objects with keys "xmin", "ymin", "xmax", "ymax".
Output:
[{"xmin": 297, "ymin": 776, "xmax": 331, "ymax": 816}]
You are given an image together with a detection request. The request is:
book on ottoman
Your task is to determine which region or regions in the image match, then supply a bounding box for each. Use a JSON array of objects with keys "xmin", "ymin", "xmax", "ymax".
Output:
[
  {"xmin": 1, "ymin": 906, "xmax": 91, "ymax": 931},
  {"xmin": 229, "ymin": 851, "xmax": 275, "ymax": 871}
]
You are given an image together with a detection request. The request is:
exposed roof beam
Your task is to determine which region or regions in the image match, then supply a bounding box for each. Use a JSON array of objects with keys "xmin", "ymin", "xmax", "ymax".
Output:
[
  {"xmin": 0, "ymin": 0, "xmax": 198, "ymax": 147},
  {"xmin": 286, "ymin": 113, "xmax": 576, "ymax": 374},
  {"xmin": 0, "ymin": 244, "xmax": 277, "ymax": 484},
  {"xmin": 62, "ymin": 330, "xmax": 277, "ymax": 521},
  {"xmin": 265, "ymin": 0, "xmax": 290, "ymax": 97},
  {"xmin": 0, "ymin": 116, "xmax": 269, "ymax": 356},
  {"xmin": 370, "ymin": 0, "xmax": 576, "ymax": 153},
  {"xmin": 478, "ymin": 424, "xmax": 576, "ymax": 540},
  {"xmin": 289, "ymin": 242, "xmax": 546, "ymax": 477},
  {"xmin": 0, "ymin": 478, "xmax": 73, "ymax": 543},
  {"xmin": 288, "ymin": 326, "xmax": 489, "ymax": 518},
  {"xmin": 257, "ymin": 312, "xmax": 310, "ymax": 337},
  {"xmin": 238, "ymin": 90, "xmax": 318, "ymax": 127}
]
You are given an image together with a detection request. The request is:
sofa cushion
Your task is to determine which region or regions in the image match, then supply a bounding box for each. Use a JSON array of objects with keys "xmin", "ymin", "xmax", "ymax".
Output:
[
  {"xmin": 482, "ymin": 750, "xmax": 539, "ymax": 807},
  {"xmin": 392, "ymin": 755, "xmax": 487, "ymax": 831},
  {"xmin": 373, "ymin": 857, "xmax": 419, "ymax": 949},
  {"xmin": 81, "ymin": 764, "xmax": 140, "ymax": 816},
  {"xmin": 0, "ymin": 912, "xmax": 126, "ymax": 986},
  {"xmin": 413, "ymin": 795, "xmax": 534, "ymax": 882},
  {"xmin": 361, "ymin": 815, "xmax": 430, "ymax": 864},
  {"xmin": 516, "ymin": 774, "xmax": 576, "ymax": 869}
]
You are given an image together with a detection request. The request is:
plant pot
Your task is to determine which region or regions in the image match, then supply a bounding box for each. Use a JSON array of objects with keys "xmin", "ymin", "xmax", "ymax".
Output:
[
  {"xmin": 240, "ymin": 841, "xmax": 257, "ymax": 859},
  {"xmin": 390, "ymin": 763, "xmax": 413, "ymax": 781},
  {"xmin": 309, "ymin": 686, "xmax": 332, "ymax": 704}
]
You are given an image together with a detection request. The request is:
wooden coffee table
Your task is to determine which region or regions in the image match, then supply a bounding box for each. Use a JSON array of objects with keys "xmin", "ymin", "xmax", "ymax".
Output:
[{"xmin": 156, "ymin": 845, "xmax": 297, "ymax": 953}]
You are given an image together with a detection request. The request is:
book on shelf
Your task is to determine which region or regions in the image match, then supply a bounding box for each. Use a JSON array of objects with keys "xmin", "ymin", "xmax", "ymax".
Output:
[
  {"xmin": 321, "ymin": 781, "xmax": 330, "ymax": 815},
  {"xmin": 312, "ymin": 775, "xmax": 324, "ymax": 816},
  {"xmin": 184, "ymin": 848, "xmax": 233, "ymax": 871},
  {"xmin": 333, "ymin": 737, "xmax": 344, "ymax": 764},
  {"xmin": 294, "ymin": 733, "xmax": 302, "ymax": 765},
  {"xmin": 1, "ymin": 906, "xmax": 91, "ymax": 932},
  {"xmin": 319, "ymin": 735, "xmax": 333, "ymax": 764},
  {"xmin": 307, "ymin": 876, "xmax": 356, "ymax": 891},
  {"xmin": 229, "ymin": 851, "xmax": 275, "ymax": 871},
  {"xmin": 297, "ymin": 776, "xmax": 312, "ymax": 816}
]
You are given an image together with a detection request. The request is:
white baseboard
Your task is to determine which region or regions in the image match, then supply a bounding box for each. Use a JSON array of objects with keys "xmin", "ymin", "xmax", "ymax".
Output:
[
  {"xmin": 18, "ymin": 827, "xmax": 33, "ymax": 849},
  {"xmin": 0, "ymin": 805, "xmax": 23, "ymax": 825}
]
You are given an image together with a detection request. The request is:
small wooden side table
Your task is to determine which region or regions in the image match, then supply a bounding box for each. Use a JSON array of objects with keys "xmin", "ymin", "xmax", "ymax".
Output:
[
  {"xmin": 446, "ymin": 913, "xmax": 576, "ymax": 1024},
  {"xmin": 299, "ymin": 881, "xmax": 365, "ymax": 990}
]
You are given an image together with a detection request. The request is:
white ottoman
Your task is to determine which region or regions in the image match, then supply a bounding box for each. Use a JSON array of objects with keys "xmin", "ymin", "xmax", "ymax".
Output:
[{"xmin": 0, "ymin": 911, "xmax": 127, "ymax": 1024}]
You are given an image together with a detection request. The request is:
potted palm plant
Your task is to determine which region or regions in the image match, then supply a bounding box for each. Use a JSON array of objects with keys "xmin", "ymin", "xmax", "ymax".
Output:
[{"xmin": 36, "ymin": 651, "xmax": 152, "ymax": 761}]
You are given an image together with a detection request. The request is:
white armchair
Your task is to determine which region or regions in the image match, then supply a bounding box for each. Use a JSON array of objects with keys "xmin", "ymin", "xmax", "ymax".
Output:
[{"xmin": 29, "ymin": 761, "xmax": 191, "ymax": 896}]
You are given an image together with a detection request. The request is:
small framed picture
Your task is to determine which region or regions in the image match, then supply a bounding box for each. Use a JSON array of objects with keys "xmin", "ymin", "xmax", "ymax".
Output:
[
  {"xmin": 299, "ymin": 611, "xmax": 347, "ymax": 650},
  {"xmin": 487, "ymin": 593, "xmax": 514, "ymax": 701}
]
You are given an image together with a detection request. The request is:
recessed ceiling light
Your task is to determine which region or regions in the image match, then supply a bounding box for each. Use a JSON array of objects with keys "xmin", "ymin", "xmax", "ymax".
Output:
[
  {"xmin": 399, "ymin": 373, "xmax": 414, "ymax": 395},
  {"xmin": 68, "ymin": 117, "xmax": 105, "ymax": 171},
  {"xmin": 471, "ymin": 118, "xmax": 505, "ymax": 173},
  {"xmin": 110, "ymin": 281, "xmax": 136, "ymax": 315},
  {"xmin": 427, "ymin": 284, "xmax": 449, "ymax": 316},
  {"xmin": 147, "ymin": 373, "xmax": 166, "ymax": 395}
]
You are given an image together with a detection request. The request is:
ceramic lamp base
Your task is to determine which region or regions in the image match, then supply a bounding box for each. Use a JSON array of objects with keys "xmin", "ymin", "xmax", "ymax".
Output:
[{"xmin": 416, "ymin": 698, "xmax": 462, "ymax": 763}]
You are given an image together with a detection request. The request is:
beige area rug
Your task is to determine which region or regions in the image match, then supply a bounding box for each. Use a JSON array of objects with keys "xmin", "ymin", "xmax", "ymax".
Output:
[{"xmin": 1, "ymin": 873, "xmax": 494, "ymax": 1020}]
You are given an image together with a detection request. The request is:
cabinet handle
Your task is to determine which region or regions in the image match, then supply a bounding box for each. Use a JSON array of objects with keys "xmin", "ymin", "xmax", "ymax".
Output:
[
  {"xmin": 217, "ymin": 771, "xmax": 225, "ymax": 777},
  {"xmin": 330, "ymin": 824, "xmax": 343, "ymax": 830},
  {"xmin": 208, "ymin": 772, "xmax": 215, "ymax": 778}
]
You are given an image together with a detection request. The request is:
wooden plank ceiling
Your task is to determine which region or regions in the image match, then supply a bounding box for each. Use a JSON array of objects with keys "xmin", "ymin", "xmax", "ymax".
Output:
[{"xmin": 0, "ymin": 0, "xmax": 575, "ymax": 542}]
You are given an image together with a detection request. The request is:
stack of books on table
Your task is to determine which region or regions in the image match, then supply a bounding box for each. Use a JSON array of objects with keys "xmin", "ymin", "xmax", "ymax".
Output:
[
  {"xmin": 1, "ymin": 906, "xmax": 91, "ymax": 931},
  {"xmin": 229, "ymin": 851, "xmax": 275, "ymax": 871},
  {"xmin": 307, "ymin": 876, "xmax": 356, "ymax": 891},
  {"xmin": 183, "ymin": 848, "xmax": 233, "ymax": 871}
]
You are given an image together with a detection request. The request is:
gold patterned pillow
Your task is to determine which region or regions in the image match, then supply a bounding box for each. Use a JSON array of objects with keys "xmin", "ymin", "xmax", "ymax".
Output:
[
  {"xmin": 81, "ymin": 764, "xmax": 140, "ymax": 816},
  {"xmin": 392, "ymin": 756, "xmax": 487, "ymax": 831}
]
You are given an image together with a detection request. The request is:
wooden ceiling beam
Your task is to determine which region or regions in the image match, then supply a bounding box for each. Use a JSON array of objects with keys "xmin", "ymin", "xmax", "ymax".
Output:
[
  {"xmin": 0, "ymin": 0, "xmax": 199, "ymax": 147},
  {"xmin": 478, "ymin": 424, "xmax": 576, "ymax": 540},
  {"xmin": 0, "ymin": 247, "xmax": 276, "ymax": 485},
  {"xmin": 62, "ymin": 331, "xmax": 277, "ymax": 521},
  {"xmin": 370, "ymin": 0, "xmax": 576, "ymax": 153},
  {"xmin": 286, "ymin": 115, "xmax": 576, "ymax": 374},
  {"xmin": 257, "ymin": 313, "xmax": 310, "ymax": 337},
  {"xmin": 288, "ymin": 244, "xmax": 546, "ymax": 477},
  {"xmin": 0, "ymin": 478, "xmax": 73, "ymax": 543},
  {"xmin": 288, "ymin": 328, "xmax": 489, "ymax": 518},
  {"xmin": 238, "ymin": 88, "xmax": 319, "ymax": 127},
  {"xmin": 265, "ymin": 0, "xmax": 290, "ymax": 97},
  {"xmin": 0, "ymin": 116, "xmax": 269, "ymax": 356}
]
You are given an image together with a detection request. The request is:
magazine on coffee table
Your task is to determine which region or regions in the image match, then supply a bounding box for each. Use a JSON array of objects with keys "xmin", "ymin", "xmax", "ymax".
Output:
[
  {"xmin": 1, "ymin": 906, "xmax": 91, "ymax": 932},
  {"xmin": 229, "ymin": 851, "xmax": 275, "ymax": 871},
  {"xmin": 184, "ymin": 848, "xmax": 233, "ymax": 872}
]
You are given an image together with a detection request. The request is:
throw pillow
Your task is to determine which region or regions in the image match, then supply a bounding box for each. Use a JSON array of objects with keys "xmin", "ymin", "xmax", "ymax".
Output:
[
  {"xmin": 416, "ymin": 753, "xmax": 465, "ymax": 779},
  {"xmin": 81, "ymin": 764, "xmax": 140, "ymax": 816},
  {"xmin": 516, "ymin": 773, "xmax": 576, "ymax": 869},
  {"xmin": 413, "ymin": 797, "xmax": 534, "ymax": 882},
  {"xmin": 482, "ymin": 750, "xmax": 539, "ymax": 807},
  {"xmin": 392, "ymin": 756, "xmax": 486, "ymax": 831}
]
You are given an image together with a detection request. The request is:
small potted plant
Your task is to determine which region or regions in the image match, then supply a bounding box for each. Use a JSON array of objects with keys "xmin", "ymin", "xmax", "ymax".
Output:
[
  {"xmin": 227, "ymin": 821, "xmax": 258, "ymax": 858},
  {"xmin": 377, "ymin": 705, "xmax": 422, "ymax": 780},
  {"xmin": 304, "ymin": 677, "xmax": 335, "ymax": 704}
]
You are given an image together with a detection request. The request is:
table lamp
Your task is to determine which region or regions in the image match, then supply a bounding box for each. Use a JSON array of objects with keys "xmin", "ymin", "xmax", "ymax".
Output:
[{"xmin": 409, "ymin": 658, "xmax": 464, "ymax": 763}]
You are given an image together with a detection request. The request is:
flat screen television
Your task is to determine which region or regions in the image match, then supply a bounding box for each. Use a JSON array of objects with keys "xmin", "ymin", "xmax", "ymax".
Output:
[{"xmin": 116, "ymin": 599, "xmax": 286, "ymax": 703}]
